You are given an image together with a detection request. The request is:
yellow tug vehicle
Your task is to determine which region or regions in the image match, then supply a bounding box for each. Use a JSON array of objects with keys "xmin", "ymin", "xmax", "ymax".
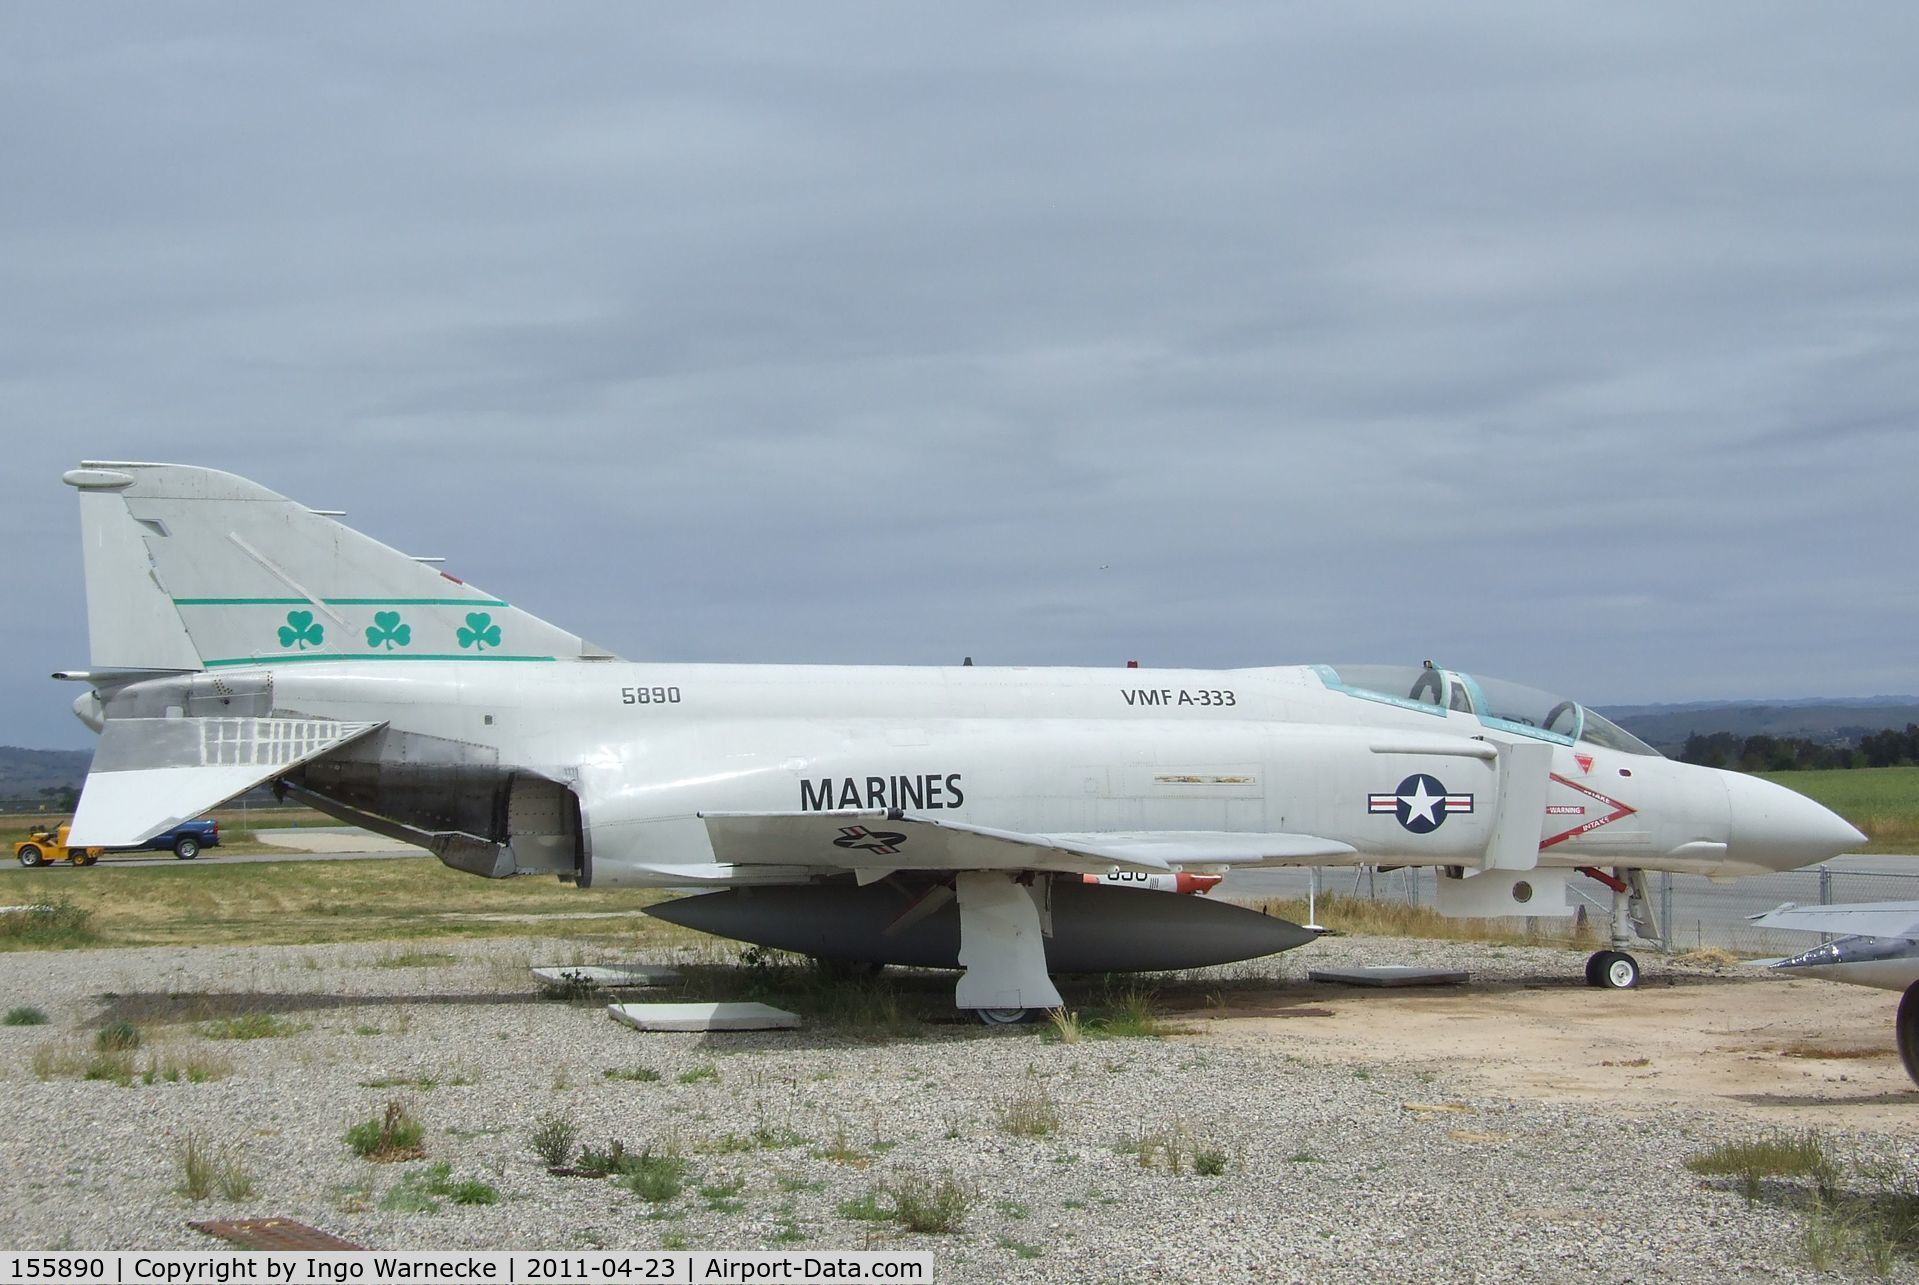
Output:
[{"xmin": 13, "ymin": 823, "xmax": 105, "ymax": 868}]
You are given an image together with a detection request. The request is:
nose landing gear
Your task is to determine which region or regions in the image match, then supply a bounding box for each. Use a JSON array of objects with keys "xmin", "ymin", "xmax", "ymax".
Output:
[{"xmin": 1580, "ymin": 866, "xmax": 1655, "ymax": 989}]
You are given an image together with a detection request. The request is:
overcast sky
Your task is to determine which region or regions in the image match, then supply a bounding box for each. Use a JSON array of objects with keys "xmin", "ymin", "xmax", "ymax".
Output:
[{"xmin": 4, "ymin": 4, "xmax": 1916, "ymax": 750}]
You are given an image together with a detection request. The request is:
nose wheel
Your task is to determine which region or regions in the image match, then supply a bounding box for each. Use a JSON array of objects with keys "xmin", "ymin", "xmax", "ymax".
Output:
[
  {"xmin": 1578, "ymin": 865, "xmax": 1650, "ymax": 990},
  {"xmin": 1585, "ymin": 950, "xmax": 1640, "ymax": 989}
]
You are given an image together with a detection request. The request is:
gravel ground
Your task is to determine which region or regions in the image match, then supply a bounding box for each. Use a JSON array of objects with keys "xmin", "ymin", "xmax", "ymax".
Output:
[{"xmin": 1, "ymin": 934, "xmax": 1911, "ymax": 1282}]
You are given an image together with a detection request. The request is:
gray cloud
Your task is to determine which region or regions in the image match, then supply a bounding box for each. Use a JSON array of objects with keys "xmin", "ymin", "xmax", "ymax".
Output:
[{"xmin": 3, "ymin": 3, "xmax": 1916, "ymax": 748}]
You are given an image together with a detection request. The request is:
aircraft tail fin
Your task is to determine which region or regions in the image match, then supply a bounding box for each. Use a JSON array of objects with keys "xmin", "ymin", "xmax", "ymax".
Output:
[{"xmin": 64, "ymin": 462, "xmax": 619, "ymax": 671}]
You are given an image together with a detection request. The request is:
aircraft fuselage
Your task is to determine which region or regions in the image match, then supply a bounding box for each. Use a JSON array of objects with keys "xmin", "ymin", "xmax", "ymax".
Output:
[{"xmin": 175, "ymin": 658, "xmax": 1844, "ymax": 888}]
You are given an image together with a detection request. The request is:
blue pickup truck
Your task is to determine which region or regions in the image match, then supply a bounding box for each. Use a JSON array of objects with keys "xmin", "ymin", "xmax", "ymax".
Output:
[{"xmin": 140, "ymin": 819, "xmax": 221, "ymax": 860}]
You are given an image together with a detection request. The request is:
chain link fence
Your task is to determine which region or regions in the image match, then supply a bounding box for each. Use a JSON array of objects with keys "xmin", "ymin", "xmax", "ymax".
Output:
[{"xmin": 1225, "ymin": 859, "xmax": 1919, "ymax": 956}]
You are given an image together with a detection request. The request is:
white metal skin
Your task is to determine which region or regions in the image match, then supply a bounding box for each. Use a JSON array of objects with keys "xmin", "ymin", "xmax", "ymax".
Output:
[
  {"xmin": 190, "ymin": 657, "xmax": 1852, "ymax": 886},
  {"xmin": 56, "ymin": 462, "xmax": 1868, "ymax": 1013}
]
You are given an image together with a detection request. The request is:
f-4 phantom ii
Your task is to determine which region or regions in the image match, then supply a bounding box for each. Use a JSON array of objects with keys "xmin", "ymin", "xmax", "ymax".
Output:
[{"xmin": 59, "ymin": 463, "xmax": 1864, "ymax": 1021}]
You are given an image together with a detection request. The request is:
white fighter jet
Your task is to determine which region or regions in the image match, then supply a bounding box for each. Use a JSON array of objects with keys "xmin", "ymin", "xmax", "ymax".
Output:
[
  {"xmin": 57, "ymin": 462, "xmax": 1864, "ymax": 1021},
  {"xmin": 1752, "ymin": 901, "xmax": 1919, "ymax": 1085}
]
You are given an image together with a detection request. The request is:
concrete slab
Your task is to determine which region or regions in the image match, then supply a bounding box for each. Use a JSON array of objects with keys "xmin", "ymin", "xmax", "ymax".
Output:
[
  {"xmin": 255, "ymin": 827, "xmax": 419, "ymax": 853},
  {"xmin": 1308, "ymin": 965, "xmax": 1470, "ymax": 988},
  {"xmin": 607, "ymin": 1002, "xmax": 801, "ymax": 1032},
  {"xmin": 531, "ymin": 964, "xmax": 681, "ymax": 988}
]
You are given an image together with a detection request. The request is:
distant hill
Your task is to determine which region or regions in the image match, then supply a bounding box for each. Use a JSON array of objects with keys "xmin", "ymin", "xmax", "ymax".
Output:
[
  {"xmin": 0, "ymin": 745, "xmax": 93, "ymax": 809},
  {"xmin": 1598, "ymin": 699, "xmax": 1919, "ymax": 753}
]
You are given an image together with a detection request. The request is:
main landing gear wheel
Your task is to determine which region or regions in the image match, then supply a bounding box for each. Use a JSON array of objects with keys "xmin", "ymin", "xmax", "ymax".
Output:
[
  {"xmin": 18, "ymin": 845, "xmax": 44, "ymax": 868},
  {"xmin": 173, "ymin": 836, "xmax": 199, "ymax": 860},
  {"xmin": 1586, "ymin": 950, "xmax": 1640, "ymax": 989},
  {"xmin": 1897, "ymin": 982, "xmax": 1919, "ymax": 1088},
  {"xmin": 974, "ymin": 1008, "xmax": 1031, "ymax": 1026}
]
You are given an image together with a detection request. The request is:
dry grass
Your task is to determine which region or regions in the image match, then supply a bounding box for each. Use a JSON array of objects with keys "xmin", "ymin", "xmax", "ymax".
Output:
[
  {"xmin": 1751, "ymin": 767, "xmax": 1919, "ymax": 854},
  {"xmin": 1778, "ymin": 1043, "xmax": 1892, "ymax": 1061},
  {"xmin": 1851, "ymin": 812, "xmax": 1919, "ymax": 850},
  {"xmin": 32, "ymin": 1037, "xmax": 233, "ymax": 1085},
  {"xmin": 1690, "ymin": 1131, "xmax": 1919, "ymax": 1273},
  {"xmin": 1246, "ymin": 893, "xmax": 1599, "ymax": 947},
  {"xmin": 1117, "ymin": 1118, "xmax": 1227, "ymax": 1175},
  {"xmin": 0, "ymin": 857, "xmax": 703, "ymax": 950},
  {"xmin": 998, "ymin": 1080, "xmax": 1061, "ymax": 1138},
  {"xmin": 1673, "ymin": 947, "xmax": 1743, "ymax": 968}
]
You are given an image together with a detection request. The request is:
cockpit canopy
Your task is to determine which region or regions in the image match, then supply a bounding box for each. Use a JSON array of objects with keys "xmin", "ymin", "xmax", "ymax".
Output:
[{"xmin": 1314, "ymin": 663, "xmax": 1660, "ymax": 756}]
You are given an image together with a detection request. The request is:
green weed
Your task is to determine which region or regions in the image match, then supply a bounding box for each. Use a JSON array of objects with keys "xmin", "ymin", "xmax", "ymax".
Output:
[
  {"xmin": 345, "ymin": 1101, "xmax": 426, "ymax": 1162},
  {"xmin": 1098, "ymin": 984, "xmax": 1166, "ymax": 1038},
  {"xmin": 996, "ymin": 1234, "xmax": 1043, "ymax": 1260},
  {"xmin": 95, "ymin": 1020, "xmax": 142, "ymax": 1052},
  {"xmin": 529, "ymin": 1113, "xmax": 578, "ymax": 1170},
  {"xmin": 85, "ymin": 1050, "xmax": 135, "ymax": 1085},
  {"xmin": 617, "ymin": 1151, "xmax": 688, "ymax": 1203},
  {"xmin": 197, "ymin": 1013, "xmax": 304, "ymax": 1040},
  {"xmin": 142, "ymin": 1050, "xmax": 235, "ymax": 1084},
  {"xmin": 176, "ymin": 1133, "xmax": 252, "ymax": 1202},
  {"xmin": 176, "ymin": 1133, "xmax": 215, "ymax": 1200},
  {"xmin": 380, "ymin": 1162, "xmax": 500, "ymax": 1213},
  {"xmin": 603, "ymin": 1066, "xmax": 662, "ymax": 1083},
  {"xmin": 887, "ymin": 1170, "xmax": 972, "ymax": 1233},
  {"xmin": 998, "ymin": 1080, "xmax": 1060, "ymax": 1138},
  {"xmin": 376, "ymin": 949, "xmax": 457, "ymax": 968}
]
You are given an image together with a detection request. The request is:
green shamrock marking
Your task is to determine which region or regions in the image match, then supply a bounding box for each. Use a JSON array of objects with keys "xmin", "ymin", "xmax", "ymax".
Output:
[
  {"xmin": 365, "ymin": 610, "xmax": 412, "ymax": 651},
  {"xmin": 457, "ymin": 611, "xmax": 502, "ymax": 651},
  {"xmin": 278, "ymin": 609, "xmax": 324, "ymax": 650}
]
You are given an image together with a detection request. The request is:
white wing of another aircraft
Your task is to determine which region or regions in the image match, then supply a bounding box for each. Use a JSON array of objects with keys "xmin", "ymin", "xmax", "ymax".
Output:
[{"xmin": 1755, "ymin": 901, "xmax": 1919, "ymax": 941}]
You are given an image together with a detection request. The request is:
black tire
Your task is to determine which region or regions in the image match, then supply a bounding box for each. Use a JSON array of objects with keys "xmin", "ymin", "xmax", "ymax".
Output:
[
  {"xmin": 1584, "ymin": 951, "xmax": 1606, "ymax": 987},
  {"xmin": 1897, "ymin": 982, "xmax": 1919, "ymax": 1089},
  {"xmin": 72, "ymin": 852, "xmax": 96, "ymax": 867},
  {"xmin": 1596, "ymin": 951, "xmax": 1640, "ymax": 990},
  {"xmin": 173, "ymin": 836, "xmax": 200, "ymax": 860},
  {"xmin": 18, "ymin": 844, "xmax": 44, "ymax": 868}
]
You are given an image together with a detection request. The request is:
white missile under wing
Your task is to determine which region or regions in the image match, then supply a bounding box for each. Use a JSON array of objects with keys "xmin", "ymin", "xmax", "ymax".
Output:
[
  {"xmin": 1751, "ymin": 901, "xmax": 1919, "ymax": 1085},
  {"xmin": 54, "ymin": 462, "xmax": 1865, "ymax": 1021}
]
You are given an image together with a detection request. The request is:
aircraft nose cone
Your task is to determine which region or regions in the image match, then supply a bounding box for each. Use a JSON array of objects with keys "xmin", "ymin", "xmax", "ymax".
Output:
[{"xmin": 1723, "ymin": 772, "xmax": 1865, "ymax": 870}]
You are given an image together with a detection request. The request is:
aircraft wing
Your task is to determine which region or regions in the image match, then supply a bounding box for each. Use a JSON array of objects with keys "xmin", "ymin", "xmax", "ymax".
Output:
[
  {"xmin": 70, "ymin": 716, "xmax": 383, "ymax": 846},
  {"xmin": 699, "ymin": 810, "xmax": 1354, "ymax": 876},
  {"xmin": 1753, "ymin": 900, "xmax": 1919, "ymax": 940}
]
